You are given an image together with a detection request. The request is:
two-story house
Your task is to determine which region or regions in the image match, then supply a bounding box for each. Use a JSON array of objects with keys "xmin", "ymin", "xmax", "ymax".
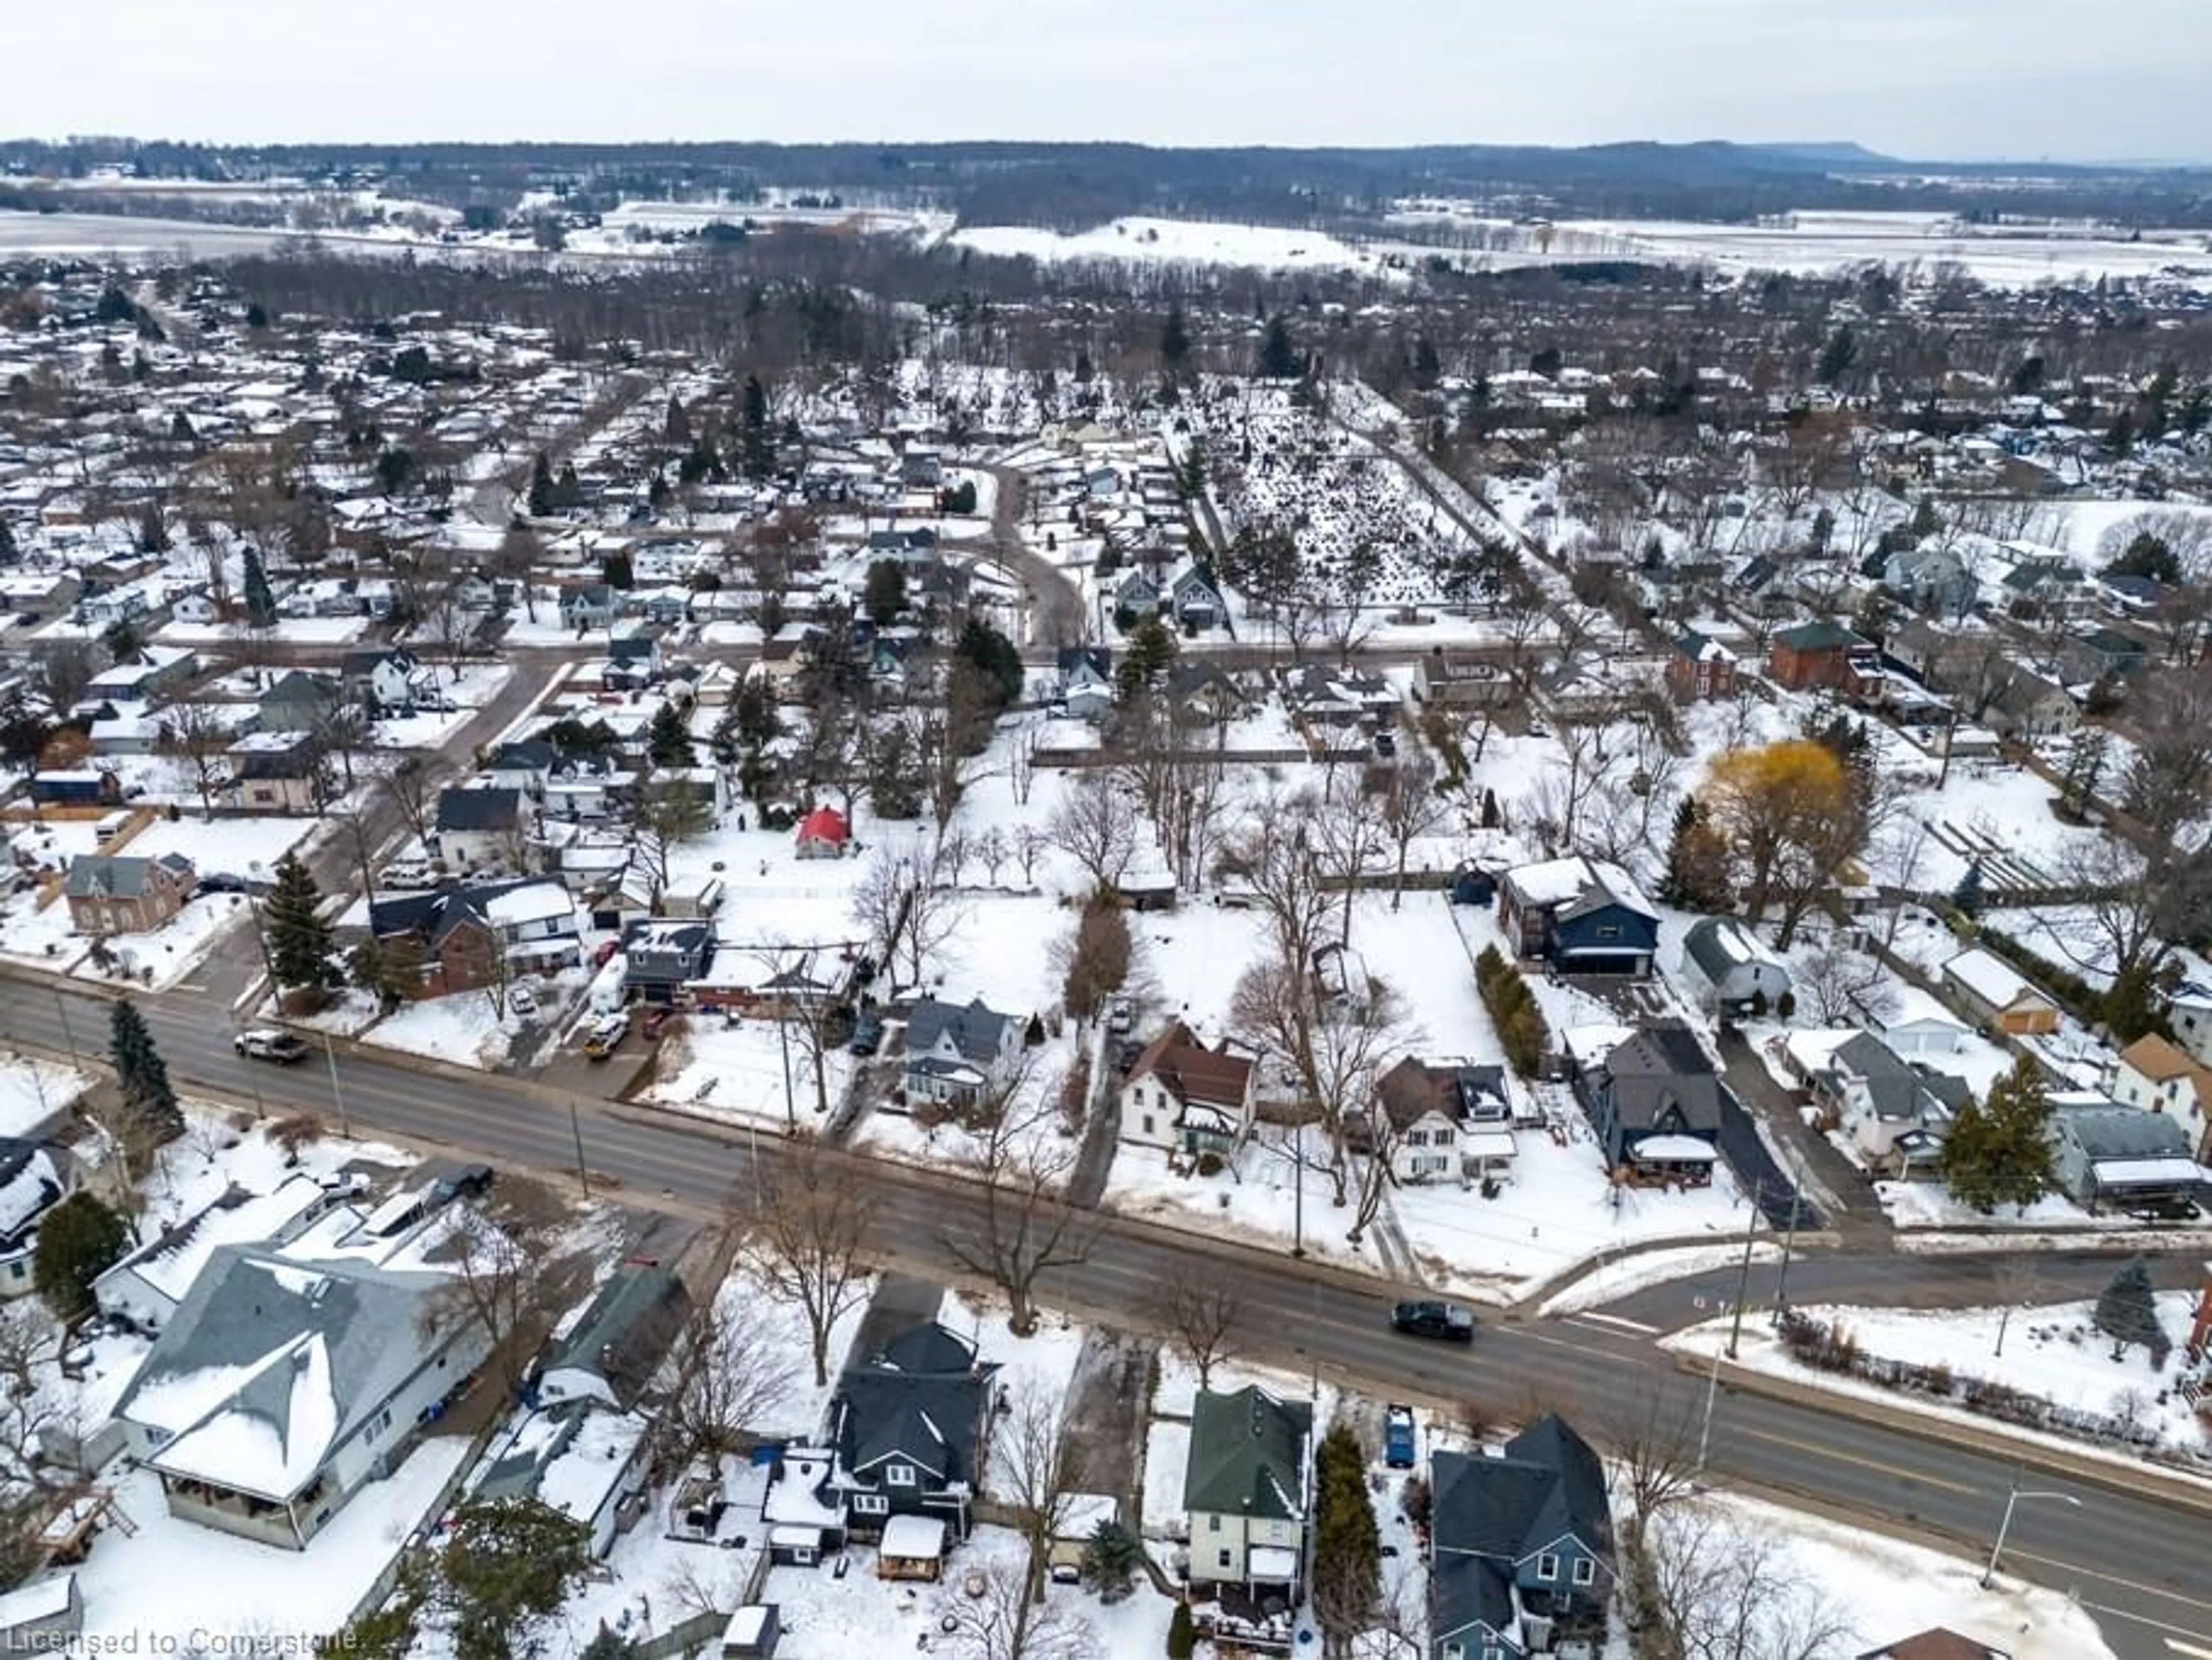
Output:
[
  {"xmin": 433, "ymin": 786, "xmax": 527, "ymax": 872},
  {"xmin": 1184, "ymin": 1385, "xmax": 1312, "ymax": 1602},
  {"xmin": 1578, "ymin": 1025, "xmax": 1724, "ymax": 1185},
  {"xmin": 1496, "ymin": 857, "xmax": 1658, "ymax": 978},
  {"xmin": 1784, "ymin": 1030, "xmax": 1968, "ymax": 1177},
  {"xmin": 368, "ymin": 878, "xmax": 582, "ymax": 995},
  {"xmin": 63, "ymin": 852, "xmax": 195, "ymax": 936},
  {"xmin": 827, "ymin": 1322, "xmax": 997, "ymax": 1556},
  {"xmin": 621, "ymin": 918, "xmax": 717, "ymax": 1005},
  {"xmin": 1055, "ymin": 646, "xmax": 1113, "ymax": 722},
  {"xmin": 2111, "ymin": 1034, "xmax": 2212, "ymax": 1122},
  {"xmin": 1414, "ymin": 651, "xmax": 1513, "ymax": 710},
  {"xmin": 902, "ymin": 996, "xmax": 1024, "ymax": 1109},
  {"xmin": 1677, "ymin": 917, "xmax": 1793, "ymax": 1013},
  {"xmin": 1118, "ymin": 1023, "xmax": 1257, "ymax": 1162},
  {"xmin": 1372, "ymin": 1058, "xmax": 1518, "ymax": 1185},
  {"xmin": 1664, "ymin": 632, "xmax": 1737, "ymax": 704},
  {"xmin": 1768, "ymin": 618, "xmax": 1880, "ymax": 699},
  {"xmin": 536, "ymin": 1264, "xmax": 690, "ymax": 1411},
  {"xmin": 0, "ymin": 1142, "xmax": 69, "ymax": 1302},
  {"xmin": 255, "ymin": 670, "xmax": 344, "ymax": 737},
  {"xmin": 1430, "ymin": 1415, "xmax": 1615, "ymax": 1660},
  {"xmin": 224, "ymin": 731, "xmax": 328, "ymax": 814},
  {"xmin": 339, "ymin": 648, "xmax": 424, "ymax": 714}
]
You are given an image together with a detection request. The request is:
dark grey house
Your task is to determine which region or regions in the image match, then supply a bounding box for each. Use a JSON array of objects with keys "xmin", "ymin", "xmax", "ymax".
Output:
[
  {"xmin": 622, "ymin": 918, "xmax": 717, "ymax": 1005},
  {"xmin": 255, "ymin": 670, "xmax": 344, "ymax": 735},
  {"xmin": 1497, "ymin": 856, "xmax": 1659, "ymax": 977},
  {"xmin": 1580, "ymin": 1026, "xmax": 1724, "ymax": 1183},
  {"xmin": 829, "ymin": 1322, "xmax": 997, "ymax": 1541},
  {"xmin": 1430, "ymin": 1415, "xmax": 1615, "ymax": 1660}
]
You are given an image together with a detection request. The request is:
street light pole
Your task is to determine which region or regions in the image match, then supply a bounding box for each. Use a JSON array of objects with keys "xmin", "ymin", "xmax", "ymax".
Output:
[
  {"xmin": 1290, "ymin": 1121, "xmax": 1306, "ymax": 1260},
  {"xmin": 1980, "ymin": 1485, "xmax": 2080, "ymax": 1589},
  {"xmin": 1726, "ymin": 1182, "xmax": 1762, "ymax": 1360},
  {"xmin": 1695, "ymin": 1331, "xmax": 1725, "ymax": 1480},
  {"xmin": 52, "ymin": 989, "xmax": 79, "ymax": 1069},
  {"xmin": 570, "ymin": 1100, "xmax": 592, "ymax": 1200},
  {"xmin": 1771, "ymin": 1192, "xmax": 1802, "ymax": 1319},
  {"xmin": 321, "ymin": 1031, "xmax": 350, "ymax": 1139}
]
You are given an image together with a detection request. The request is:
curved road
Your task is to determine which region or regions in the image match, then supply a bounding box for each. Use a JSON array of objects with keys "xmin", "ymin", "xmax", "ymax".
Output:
[{"xmin": 3, "ymin": 968, "xmax": 2207, "ymax": 1658}]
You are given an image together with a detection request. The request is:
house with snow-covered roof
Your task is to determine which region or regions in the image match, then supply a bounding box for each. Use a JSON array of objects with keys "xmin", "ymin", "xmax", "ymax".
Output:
[
  {"xmin": 110, "ymin": 1239, "xmax": 491, "ymax": 1548},
  {"xmin": 1497, "ymin": 856, "xmax": 1658, "ymax": 977}
]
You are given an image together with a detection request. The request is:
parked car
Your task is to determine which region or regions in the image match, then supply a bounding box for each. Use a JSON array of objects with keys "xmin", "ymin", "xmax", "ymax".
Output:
[
  {"xmin": 1371, "ymin": 730, "xmax": 1398, "ymax": 760},
  {"xmin": 506, "ymin": 985, "xmax": 538, "ymax": 1018},
  {"xmin": 593, "ymin": 938, "xmax": 622, "ymax": 967},
  {"xmin": 1390, "ymin": 1300, "xmax": 1476, "ymax": 1343},
  {"xmin": 582, "ymin": 1014, "xmax": 628, "ymax": 1060},
  {"xmin": 379, "ymin": 861, "xmax": 435, "ymax": 891},
  {"xmin": 1106, "ymin": 996, "xmax": 1134, "ymax": 1034},
  {"xmin": 194, "ymin": 874, "xmax": 251, "ymax": 897},
  {"xmin": 1384, "ymin": 1403, "xmax": 1418, "ymax": 1469},
  {"xmin": 233, "ymin": 1028, "xmax": 309, "ymax": 1065},
  {"xmin": 849, "ymin": 1012, "xmax": 885, "ymax": 1056},
  {"xmin": 430, "ymin": 1163, "xmax": 495, "ymax": 1205}
]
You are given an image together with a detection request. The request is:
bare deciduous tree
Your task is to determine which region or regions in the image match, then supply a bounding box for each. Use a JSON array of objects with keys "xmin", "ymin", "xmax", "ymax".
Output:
[
  {"xmin": 1595, "ymin": 1381, "xmax": 1707, "ymax": 1560},
  {"xmin": 993, "ymin": 1383, "xmax": 1088, "ymax": 1610},
  {"xmin": 933, "ymin": 1556, "xmax": 1094, "ymax": 1660},
  {"xmin": 1147, "ymin": 1274, "xmax": 1243, "ymax": 1388},
  {"xmin": 419, "ymin": 1179, "xmax": 590, "ymax": 1396},
  {"xmin": 156, "ymin": 699, "xmax": 235, "ymax": 820},
  {"xmin": 734, "ymin": 1144, "xmax": 876, "ymax": 1387},
  {"xmin": 1636, "ymin": 1502, "xmax": 1854, "ymax": 1660},
  {"xmin": 1046, "ymin": 770, "xmax": 1137, "ymax": 894},
  {"xmin": 1796, "ymin": 937, "xmax": 1897, "ymax": 1026},
  {"xmin": 649, "ymin": 1290, "xmax": 796, "ymax": 1483},
  {"xmin": 940, "ymin": 1076, "xmax": 1099, "ymax": 1337},
  {"xmin": 850, "ymin": 840, "xmax": 969, "ymax": 991}
]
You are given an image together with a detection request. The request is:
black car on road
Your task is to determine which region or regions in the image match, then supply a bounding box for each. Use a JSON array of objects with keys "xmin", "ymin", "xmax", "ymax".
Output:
[{"xmin": 1390, "ymin": 1300, "xmax": 1477, "ymax": 1342}]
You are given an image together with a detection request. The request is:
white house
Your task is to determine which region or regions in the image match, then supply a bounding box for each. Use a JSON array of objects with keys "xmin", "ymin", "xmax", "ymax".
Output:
[
  {"xmin": 2111, "ymin": 1034, "xmax": 2211, "ymax": 1121},
  {"xmin": 1676, "ymin": 917, "xmax": 1792, "ymax": 1011},
  {"xmin": 1119, "ymin": 1023, "xmax": 1257, "ymax": 1160},
  {"xmin": 2161, "ymin": 984, "xmax": 2212, "ymax": 1070},
  {"xmin": 472, "ymin": 1406, "xmax": 651, "ymax": 1559},
  {"xmin": 902, "ymin": 997, "xmax": 1025, "ymax": 1108},
  {"xmin": 1184, "ymin": 1386, "xmax": 1311, "ymax": 1600},
  {"xmin": 0, "ymin": 1143, "xmax": 67, "ymax": 1302},
  {"xmin": 111, "ymin": 1237, "xmax": 493, "ymax": 1549},
  {"xmin": 94, "ymin": 1174, "xmax": 334, "ymax": 1335}
]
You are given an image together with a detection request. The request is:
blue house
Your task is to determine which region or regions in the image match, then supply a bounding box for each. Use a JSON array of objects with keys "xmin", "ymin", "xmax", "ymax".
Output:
[
  {"xmin": 1580, "ymin": 1024, "xmax": 1724, "ymax": 1185},
  {"xmin": 1496, "ymin": 856, "xmax": 1658, "ymax": 977},
  {"xmin": 1430, "ymin": 1415, "xmax": 1615, "ymax": 1660}
]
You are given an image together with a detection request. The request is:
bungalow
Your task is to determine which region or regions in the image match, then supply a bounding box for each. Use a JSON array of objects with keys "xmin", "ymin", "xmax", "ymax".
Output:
[
  {"xmin": 110, "ymin": 1241, "xmax": 493, "ymax": 1549},
  {"xmin": 1579, "ymin": 1024, "xmax": 1724, "ymax": 1184},
  {"xmin": 1664, "ymin": 632, "xmax": 1737, "ymax": 704},
  {"xmin": 1114, "ymin": 569, "xmax": 1162, "ymax": 620},
  {"xmin": 1119, "ymin": 1022, "xmax": 1257, "ymax": 1162},
  {"xmin": 85, "ymin": 647, "xmax": 196, "ymax": 705},
  {"xmin": 559, "ymin": 583, "xmax": 620, "ymax": 632},
  {"xmin": 829, "ymin": 1322, "xmax": 997, "ymax": 1546},
  {"xmin": 1496, "ymin": 856, "xmax": 1658, "ymax": 977},
  {"xmin": 473, "ymin": 1405, "xmax": 650, "ymax": 1560},
  {"xmin": 2047, "ymin": 1100, "xmax": 2207, "ymax": 1213},
  {"xmin": 1676, "ymin": 917, "xmax": 1791, "ymax": 1012},
  {"xmin": 433, "ymin": 786, "xmax": 527, "ymax": 871},
  {"xmin": 537, "ymin": 1265, "xmax": 690, "ymax": 1412},
  {"xmin": 1171, "ymin": 566, "xmax": 1228, "ymax": 632},
  {"xmin": 63, "ymin": 852, "xmax": 195, "ymax": 936},
  {"xmin": 1430, "ymin": 1415, "xmax": 1616, "ymax": 1660},
  {"xmin": 1941, "ymin": 948, "xmax": 2061, "ymax": 1035},
  {"xmin": 1768, "ymin": 619, "xmax": 1880, "ymax": 699},
  {"xmin": 2055, "ymin": 625, "xmax": 2149, "ymax": 686},
  {"xmin": 903, "ymin": 996, "xmax": 1023, "ymax": 1107},
  {"xmin": 1184, "ymin": 1385, "xmax": 1312, "ymax": 1601}
]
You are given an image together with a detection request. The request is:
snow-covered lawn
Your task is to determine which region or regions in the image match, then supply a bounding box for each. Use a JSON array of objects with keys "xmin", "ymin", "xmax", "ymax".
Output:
[
  {"xmin": 1668, "ymin": 1290, "xmax": 2211, "ymax": 1467},
  {"xmin": 1874, "ymin": 1179, "xmax": 2100, "ymax": 1232},
  {"xmin": 1661, "ymin": 1490, "xmax": 2115, "ymax": 1659},
  {"xmin": 372, "ymin": 663, "xmax": 515, "ymax": 749},
  {"xmin": 74, "ymin": 1439, "xmax": 470, "ymax": 1643},
  {"xmin": 361, "ymin": 990, "xmax": 515, "ymax": 1069},
  {"xmin": 0, "ymin": 1052, "xmax": 88, "ymax": 1137},
  {"xmin": 126, "ymin": 813, "xmax": 318, "ymax": 877},
  {"xmin": 68, "ymin": 892, "xmax": 253, "ymax": 992},
  {"xmin": 646, "ymin": 1014, "xmax": 853, "ymax": 1130}
]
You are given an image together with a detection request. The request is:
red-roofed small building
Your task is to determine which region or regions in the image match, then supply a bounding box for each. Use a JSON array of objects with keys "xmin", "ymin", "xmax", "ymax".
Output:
[{"xmin": 795, "ymin": 806, "xmax": 850, "ymax": 859}]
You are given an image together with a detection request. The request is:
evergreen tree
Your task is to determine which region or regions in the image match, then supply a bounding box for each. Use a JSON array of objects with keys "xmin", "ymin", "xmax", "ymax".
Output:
[
  {"xmin": 1952, "ymin": 860, "xmax": 1986, "ymax": 918},
  {"xmin": 1310, "ymin": 1421, "xmax": 1380, "ymax": 1660},
  {"xmin": 33, "ymin": 1191, "xmax": 131, "ymax": 1319},
  {"xmin": 349, "ymin": 937, "xmax": 419, "ymax": 1012},
  {"xmin": 1480, "ymin": 788, "xmax": 1501, "ymax": 829},
  {"xmin": 1160, "ymin": 302, "xmax": 1191, "ymax": 372},
  {"xmin": 2093, "ymin": 1255, "xmax": 2172, "ymax": 1366},
  {"xmin": 1073, "ymin": 349, "xmax": 1095, "ymax": 385},
  {"xmin": 861, "ymin": 559, "xmax": 907, "ymax": 627},
  {"xmin": 1938, "ymin": 1056, "xmax": 2055, "ymax": 1213},
  {"xmin": 138, "ymin": 503, "xmax": 169, "ymax": 554},
  {"xmin": 868, "ymin": 724, "xmax": 921, "ymax": 819},
  {"xmin": 662, "ymin": 393, "xmax": 690, "ymax": 446},
  {"xmin": 1080, "ymin": 1519, "xmax": 1142, "ymax": 1604},
  {"xmin": 1658, "ymin": 795, "xmax": 1730, "ymax": 912},
  {"xmin": 264, "ymin": 851, "xmax": 340, "ymax": 992},
  {"xmin": 2057, "ymin": 729, "xmax": 2109, "ymax": 816},
  {"xmin": 1411, "ymin": 335, "xmax": 1441, "ymax": 389},
  {"xmin": 1116, "ymin": 615, "xmax": 1177, "ymax": 703},
  {"xmin": 954, "ymin": 615, "xmax": 1024, "ymax": 713},
  {"xmin": 1257, "ymin": 316, "xmax": 1300, "ymax": 380},
  {"xmin": 0, "ymin": 518, "xmax": 14, "ymax": 562},
  {"xmin": 1165, "ymin": 1601, "xmax": 1195, "ymax": 1660},
  {"xmin": 241, "ymin": 546, "xmax": 278, "ymax": 627},
  {"xmin": 527, "ymin": 451, "xmax": 554, "ymax": 517},
  {"xmin": 433, "ymin": 1497, "xmax": 593, "ymax": 1660},
  {"xmin": 106, "ymin": 997, "xmax": 183, "ymax": 1172},
  {"xmin": 738, "ymin": 373, "xmax": 773, "ymax": 478},
  {"xmin": 647, "ymin": 700, "xmax": 697, "ymax": 768},
  {"xmin": 1817, "ymin": 324, "xmax": 1858, "ymax": 384},
  {"xmin": 2099, "ymin": 961, "xmax": 2166, "ymax": 1046}
]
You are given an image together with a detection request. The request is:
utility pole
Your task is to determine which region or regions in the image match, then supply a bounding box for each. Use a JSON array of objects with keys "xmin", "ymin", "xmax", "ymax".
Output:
[
  {"xmin": 1290, "ymin": 1120, "xmax": 1306, "ymax": 1260},
  {"xmin": 52, "ymin": 988, "xmax": 79, "ymax": 1069},
  {"xmin": 570, "ymin": 1100, "xmax": 592, "ymax": 1200},
  {"xmin": 1726, "ymin": 1181, "xmax": 1762, "ymax": 1360},
  {"xmin": 1771, "ymin": 1192, "xmax": 1803, "ymax": 1318}
]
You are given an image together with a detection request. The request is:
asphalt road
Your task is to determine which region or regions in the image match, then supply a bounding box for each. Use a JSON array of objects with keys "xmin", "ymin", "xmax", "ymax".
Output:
[{"xmin": 3, "ymin": 972, "xmax": 2207, "ymax": 1657}]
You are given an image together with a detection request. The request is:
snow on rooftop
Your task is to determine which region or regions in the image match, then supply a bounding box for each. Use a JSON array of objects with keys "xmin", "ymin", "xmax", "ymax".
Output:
[
  {"xmin": 482, "ymin": 881, "xmax": 577, "ymax": 931},
  {"xmin": 1943, "ymin": 946, "xmax": 2038, "ymax": 1008},
  {"xmin": 108, "ymin": 1174, "xmax": 329, "ymax": 1308}
]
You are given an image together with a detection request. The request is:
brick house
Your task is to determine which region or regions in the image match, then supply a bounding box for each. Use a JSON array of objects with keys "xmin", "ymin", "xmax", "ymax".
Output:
[
  {"xmin": 63, "ymin": 853, "xmax": 196, "ymax": 935},
  {"xmin": 1665, "ymin": 631, "xmax": 1737, "ymax": 702},
  {"xmin": 1768, "ymin": 619, "xmax": 1880, "ymax": 698},
  {"xmin": 368, "ymin": 878, "xmax": 581, "ymax": 996}
]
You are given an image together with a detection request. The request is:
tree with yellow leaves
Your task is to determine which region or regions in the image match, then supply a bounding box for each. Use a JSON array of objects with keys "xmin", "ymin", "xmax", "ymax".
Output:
[{"xmin": 1703, "ymin": 739, "xmax": 1867, "ymax": 949}]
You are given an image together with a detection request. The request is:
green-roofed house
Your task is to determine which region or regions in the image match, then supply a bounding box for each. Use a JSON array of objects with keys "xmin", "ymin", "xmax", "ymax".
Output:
[
  {"xmin": 1183, "ymin": 1385, "xmax": 1313, "ymax": 1601},
  {"xmin": 537, "ymin": 1263, "xmax": 690, "ymax": 1412}
]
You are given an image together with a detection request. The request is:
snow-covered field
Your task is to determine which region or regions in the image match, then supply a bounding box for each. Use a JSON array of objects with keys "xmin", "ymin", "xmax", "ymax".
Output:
[
  {"xmin": 0, "ymin": 1052, "xmax": 88, "ymax": 1137},
  {"xmin": 360, "ymin": 989, "xmax": 516, "ymax": 1069}
]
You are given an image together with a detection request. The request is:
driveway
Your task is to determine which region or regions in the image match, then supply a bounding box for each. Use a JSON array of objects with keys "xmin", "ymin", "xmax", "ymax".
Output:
[{"xmin": 1715, "ymin": 1026, "xmax": 1888, "ymax": 1244}]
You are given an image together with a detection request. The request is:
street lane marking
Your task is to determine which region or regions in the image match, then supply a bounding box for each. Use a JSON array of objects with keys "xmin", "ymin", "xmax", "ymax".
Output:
[
  {"xmin": 1571, "ymin": 1312, "xmax": 1658, "ymax": 1335},
  {"xmin": 2012, "ymin": 1551, "xmax": 2212, "ymax": 1616},
  {"xmin": 2161, "ymin": 1638, "xmax": 2212, "ymax": 1656},
  {"xmin": 1731, "ymin": 1426, "xmax": 1977, "ymax": 1495}
]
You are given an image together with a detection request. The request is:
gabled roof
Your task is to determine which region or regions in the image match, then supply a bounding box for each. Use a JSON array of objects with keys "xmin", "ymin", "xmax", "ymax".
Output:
[
  {"xmin": 1594, "ymin": 1026, "xmax": 1722, "ymax": 1133},
  {"xmin": 836, "ymin": 1321, "xmax": 993, "ymax": 1487},
  {"xmin": 542, "ymin": 1264, "xmax": 687, "ymax": 1404},
  {"xmin": 2117, "ymin": 1033, "xmax": 2200, "ymax": 1083},
  {"xmin": 1432, "ymin": 1413, "xmax": 1613, "ymax": 1570},
  {"xmin": 1127, "ymin": 1021, "xmax": 1255, "ymax": 1115},
  {"xmin": 1857, "ymin": 1628, "xmax": 2012, "ymax": 1660},
  {"xmin": 370, "ymin": 876, "xmax": 571, "ymax": 948},
  {"xmin": 906, "ymin": 997, "xmax": 1016, "ymax": 1068},
  {"xmin": 2050, "ymin": 1102, "xmax": 2193, "ymax": 1160},
  {"xmin": 1184, "ymin": 1386, "xmax": 1310, "ymax": 1522},
  {"xmin": 112, "ymin": 1243, "xmax": 454, "ymax": 1503},
  {"xmin": 62, "ymin": 852, "xmax": 194, "ymax": 899},
  {"xmin": 435, "ymin": 785, "xmax": 522, "ymax": 833},
  {"xmin": 1774, "ymin": 618, "xmax": 1867, "ymax": 652}
]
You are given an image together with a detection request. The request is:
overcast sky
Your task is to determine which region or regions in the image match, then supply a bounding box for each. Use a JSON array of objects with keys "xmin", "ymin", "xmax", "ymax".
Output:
[{"xmin": 15, "ymin": 0, "xmax": 2209, "ymax": 163}]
